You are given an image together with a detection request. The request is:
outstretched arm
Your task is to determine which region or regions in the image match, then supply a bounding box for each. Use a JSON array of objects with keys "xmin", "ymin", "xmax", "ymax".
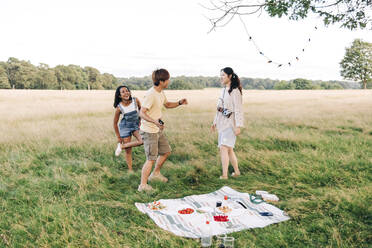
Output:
[{"xmin": 164, "ymin": 98, "xmax": 188, "ymax": 109}]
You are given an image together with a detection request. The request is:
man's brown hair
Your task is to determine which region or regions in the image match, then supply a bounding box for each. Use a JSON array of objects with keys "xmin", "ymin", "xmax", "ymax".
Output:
[{"xmin": 152, "ymin": 69, "xmax": 170, "ymax": 86}]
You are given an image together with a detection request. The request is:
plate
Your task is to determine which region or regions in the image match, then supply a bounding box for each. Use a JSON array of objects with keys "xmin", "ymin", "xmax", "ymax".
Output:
[
  {"xmin": 176, "ymin": 207, "xmax": 197, "ymax": 217},
  {"xmin": 147, "ymin": 201, "xmax": 166, "ymax": 211},
  {"xmin": 217, "ymin": 206, "xmax": 232, "ymax": 214},
  {"xmin": 178, "ymin": 208, "xmax": 195, "ymax": 215},
  {"xmin": 196, "ymin": 206, "xmax": 214, "ymax": 214}
]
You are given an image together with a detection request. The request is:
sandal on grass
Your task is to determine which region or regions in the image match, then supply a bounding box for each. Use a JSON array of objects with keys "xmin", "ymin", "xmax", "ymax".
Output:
[{"xmin": 219, "ymin": 176, "xmax": 228, "ymax": 180}]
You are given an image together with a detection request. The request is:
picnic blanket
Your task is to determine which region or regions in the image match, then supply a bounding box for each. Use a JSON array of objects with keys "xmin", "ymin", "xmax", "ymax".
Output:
[{"xmin": 135, "ymin": 186, "xmax": 290, "ymax": 238}]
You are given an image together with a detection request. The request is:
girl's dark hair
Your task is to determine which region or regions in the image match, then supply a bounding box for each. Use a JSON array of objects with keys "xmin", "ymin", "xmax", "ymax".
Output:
[
  {"xmin": 152, "ymin": 68, "xmax": 170, "ymax": 86},
  {"xmin": 221, "ymin": 67, "xmax": 242, "ymax": 95},
  {"xmin": 113, "ymin": 85, "xmax": 132, "ymax": 108}
]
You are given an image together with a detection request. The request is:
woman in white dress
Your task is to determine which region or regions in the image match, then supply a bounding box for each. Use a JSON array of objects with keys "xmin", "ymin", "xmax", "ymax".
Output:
[{"xmin": 212, "ymin": 67, "xmax": 244, "ymax": 179}]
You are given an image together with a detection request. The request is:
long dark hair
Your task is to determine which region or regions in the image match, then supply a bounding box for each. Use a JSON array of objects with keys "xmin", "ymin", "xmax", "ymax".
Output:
[
  {"xmin": 113, "ymin": 85, "xmax": 132, "ymax": 108},
  {"xmin": 221, "ymin": 67, "xmax": 242, "ymax": 95}
]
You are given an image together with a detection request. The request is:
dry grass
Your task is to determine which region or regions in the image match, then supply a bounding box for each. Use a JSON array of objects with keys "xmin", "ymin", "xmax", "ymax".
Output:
[{"xmin": 1, "ymin": 89, "xmax": 371, "ymax": 144}]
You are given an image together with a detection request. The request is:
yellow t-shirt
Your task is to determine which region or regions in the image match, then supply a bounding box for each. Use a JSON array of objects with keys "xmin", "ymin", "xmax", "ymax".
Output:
[{"xmin": 140, "ymin": 87, "xmax": 167, "ymax": 133}]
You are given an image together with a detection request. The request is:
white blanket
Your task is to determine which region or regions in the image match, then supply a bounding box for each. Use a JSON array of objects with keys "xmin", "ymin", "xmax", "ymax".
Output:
[{"xmin": 135, "ymin": 186, "xmax": 290, "ymax": 238}]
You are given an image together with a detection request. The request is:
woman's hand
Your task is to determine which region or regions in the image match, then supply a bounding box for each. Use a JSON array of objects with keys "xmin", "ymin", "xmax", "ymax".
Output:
[
  {"xmin": 117, "ymin": 137, "xmax": 123, "ymax": 144},
  {"xmin": 211, "ymin": 124, "xmax": 216, "ymax": 132},
  {"xmin": 234, "ymin": 127, "xmax": 241, "ymax": 136}
]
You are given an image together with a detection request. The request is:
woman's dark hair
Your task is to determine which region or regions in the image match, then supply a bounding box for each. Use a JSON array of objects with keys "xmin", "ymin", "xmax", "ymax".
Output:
[
  {"xmin": 152, "ymin": 68, "xmax": 170, "ymax": 86},
  {"xmin": 113, "ymin": 85, "xmax": 132, "ymax": 108},
  {"xmin": 221, "ymin": 67, "xmax": 242, "ymax": 95}
]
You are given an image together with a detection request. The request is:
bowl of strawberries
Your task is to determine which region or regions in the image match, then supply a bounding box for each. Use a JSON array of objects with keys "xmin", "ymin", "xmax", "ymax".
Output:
[{"xmin": 178, "ymin": 208, "xmax": 195, "ymax": 215}]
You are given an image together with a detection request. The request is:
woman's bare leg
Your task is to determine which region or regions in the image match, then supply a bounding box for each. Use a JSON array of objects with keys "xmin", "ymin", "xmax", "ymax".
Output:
[
  {"xmin": 228, "ymin": 147, "xmax": 240, "ymax": 175},
  {"xmin": 122, "ymin": 130, "xmax": 143, "ymax": 149},
  {"xmin": 220, "ymin": 145, "xmax": 229, "ymax": 178},
  {"xmin": 122, "ymin": 136, "xmax": 133, "ymax": 171}
]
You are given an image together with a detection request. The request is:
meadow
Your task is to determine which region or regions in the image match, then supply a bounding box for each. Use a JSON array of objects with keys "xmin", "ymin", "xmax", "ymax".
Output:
[{"xmin": 0, "ymin": 89, "xmax": 371, "ymax": 247}]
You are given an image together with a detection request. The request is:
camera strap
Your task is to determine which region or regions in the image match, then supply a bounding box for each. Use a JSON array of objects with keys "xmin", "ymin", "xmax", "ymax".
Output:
[
  {"xmin": 222, "ymin": 87, "xmax": 232, "ymax": 111},
  {"xmin": 216, "ymin": 87, "xmax": 225, "ymax": 113},
  {"xmin": 217, "ymin": 87, "xmax": 233, "ymax": 115},
  {"xmin": 222, "ymin": 86, "xmax": 226, "ymax": 110}
]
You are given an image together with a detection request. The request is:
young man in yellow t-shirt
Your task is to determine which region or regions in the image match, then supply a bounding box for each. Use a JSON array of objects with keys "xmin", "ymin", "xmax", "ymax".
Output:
[{"xmin": 138, "ymin": 68, "xmax": 188, "ymax": 192}]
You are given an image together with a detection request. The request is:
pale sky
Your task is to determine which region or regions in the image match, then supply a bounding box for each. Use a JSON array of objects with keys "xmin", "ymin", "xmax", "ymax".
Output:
[{"xmin": 0, "ymin": 0, "xmax": 371, "ymax": 81}]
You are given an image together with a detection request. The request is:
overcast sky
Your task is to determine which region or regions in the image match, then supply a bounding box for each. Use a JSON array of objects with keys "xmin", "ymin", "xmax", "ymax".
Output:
[{"xmin": 1, "ymin": 0, "xmax": 371, "ymax": 81}]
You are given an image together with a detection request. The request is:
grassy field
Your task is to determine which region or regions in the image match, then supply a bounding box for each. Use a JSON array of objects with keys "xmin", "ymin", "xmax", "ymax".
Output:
[{"xmin": 0, "ymin": 89, "xmax": 371, "ymax": 247}]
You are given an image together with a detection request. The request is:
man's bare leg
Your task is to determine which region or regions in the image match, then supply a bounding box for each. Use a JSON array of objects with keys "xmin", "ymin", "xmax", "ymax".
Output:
[{"xmin": 140, "ymin": 160, "xmax": 155, "ymax": 186}]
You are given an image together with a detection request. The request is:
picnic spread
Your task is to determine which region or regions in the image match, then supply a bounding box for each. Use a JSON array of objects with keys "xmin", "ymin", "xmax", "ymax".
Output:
[{"xmin": 135, "ymin": 186, "xmax": 290, "ymax": 238}]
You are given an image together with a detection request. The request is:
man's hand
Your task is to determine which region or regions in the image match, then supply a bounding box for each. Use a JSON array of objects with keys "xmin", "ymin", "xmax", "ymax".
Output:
[
  {"xmin": 179, "ymin": 98, "xmax": 188, "ymax": 105},
  {"xmin": 234, "ymin": 127, "xmax": 241, "ymax": 136},
  {"xmin": 155, "ymin": 119, "xmax": 165, "ymax": 131}
]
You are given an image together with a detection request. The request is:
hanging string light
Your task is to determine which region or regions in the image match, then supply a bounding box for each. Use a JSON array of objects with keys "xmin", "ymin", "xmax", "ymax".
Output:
[{"xmin": 238, "ymin": 15, "xmax": 318, "ymax": 68}]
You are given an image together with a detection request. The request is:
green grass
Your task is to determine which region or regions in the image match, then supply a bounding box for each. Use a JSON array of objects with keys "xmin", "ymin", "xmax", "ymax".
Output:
[
  {"xmin": 1, "ymin": 120, "xmax": 371, "ymax": 247},
  {"xmin": 1, "ymin": 89, "xmax": 372, "ymax": 247}
]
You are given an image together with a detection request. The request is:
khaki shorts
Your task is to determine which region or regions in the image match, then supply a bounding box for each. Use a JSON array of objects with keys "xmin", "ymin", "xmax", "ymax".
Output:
[{"xmin": 140, "ymin": 130, "xmax": 172, "ymax": 161}]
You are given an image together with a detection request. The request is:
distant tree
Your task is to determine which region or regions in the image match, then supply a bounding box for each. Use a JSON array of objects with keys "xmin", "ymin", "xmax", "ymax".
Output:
[
  {"xmin": 101, "ymin": 73, "xmax": 117, "ymax": 89},
  {"xmin": 84, "ymin": 66, "xmax": 104, "ymax": 89},
  {"xmin": 68, "ymin": 65, "xmax": 88, "ymax": 89},
  {"xmin": 54, "ymin": 65, "xmax": 75, "ymax": 89},
  {"xmin": 340, "ymin": 39, "xmax": 372, "ymax": 89},
  {"xmin": 335, "ymin": 80, "xmax": 359, "ymax": 89},
  {"xmin": 274, "ymin": 80, "xmax": 295, "ymax": 90},
  {"xmin": 0, "ymin": 63, "xmax": 11, "ymax": 89},
  {"xmin": 240, "ymin": 78, "xmax": 253, "ymax": 89},
  {"xmin": 6, "ymin": 57, "xmax": 37, "ymax": 89},
  {"xmin": 168, "ymin": 79, "xmax": 194, "ymax": 90},
  {"xmin": 32, "ymin": 63, "xmax": 58, "ymax": 89},
  {"xmin": 320, "ymin": 81, "xmax": 343, "ymax": 90},
  {"xmin": 293, "ymin": 78, "xmax": 313, "ymax": 89},
  {"xmin": 205, "ymin": 0, "xmax": 371, "ymax": 32}
]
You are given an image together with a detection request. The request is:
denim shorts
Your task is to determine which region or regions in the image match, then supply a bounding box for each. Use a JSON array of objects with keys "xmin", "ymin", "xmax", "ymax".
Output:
[
  {"xmin": 218, "ymin": 127, "xmax": 236, "ymax": 148},
  {"xmin": 119, "ymin": 111, "xmax": 140, "ymax": 138},
  {"xmin": 119, "ymin": 123, "xmax": 139, "ymax": 138}
]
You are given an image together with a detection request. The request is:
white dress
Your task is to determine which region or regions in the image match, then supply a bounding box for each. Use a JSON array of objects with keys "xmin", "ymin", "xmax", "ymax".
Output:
[
  {"xmin": 213, "ymin": 87, "xmax": 244, "ymax": 132},
  {"xmin": 213, "ymin": 87, "xmax": 244, "ymax": 148}
]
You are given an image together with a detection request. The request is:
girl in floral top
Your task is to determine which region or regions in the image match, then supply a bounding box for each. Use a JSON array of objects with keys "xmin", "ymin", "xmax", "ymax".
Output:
[{"xmin": 212, "ymin": 67, "xmax": 244, "ymax": 179}]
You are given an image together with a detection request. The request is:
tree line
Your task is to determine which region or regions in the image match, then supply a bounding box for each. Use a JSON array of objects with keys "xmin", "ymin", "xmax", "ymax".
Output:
[
  {"xmin": 118, "ymin": 76, "xmax": 359, "ymax": 90},
  {"xmin": 0, "ymin": 57, "xmax": 117, "ymax": 90},
  {"xmin": 0, "ymin": 57, "xmax": 362, "ymax": 90}
]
